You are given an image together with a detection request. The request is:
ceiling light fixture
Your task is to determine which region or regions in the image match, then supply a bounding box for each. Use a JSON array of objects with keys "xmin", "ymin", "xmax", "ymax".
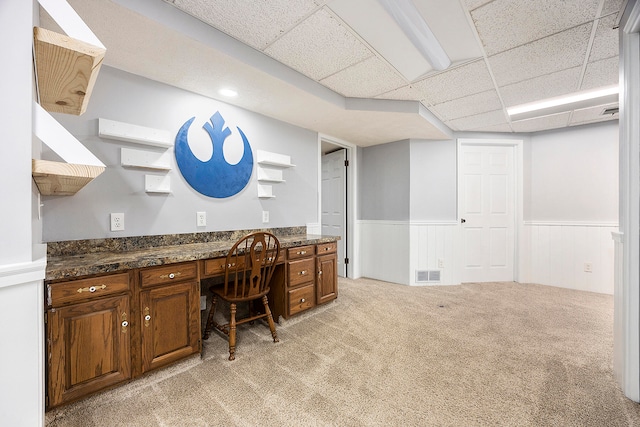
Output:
[
  {"xmin": 377, "ymin": 0, "xmax": 451, "ymax": 71},
  {"xmin": 219, "ymin": 88, "xmax": 238, "ymax": 97},
  {"xmin": 507, "ymin": 85, "xmax": 619, "ymax": 121}
]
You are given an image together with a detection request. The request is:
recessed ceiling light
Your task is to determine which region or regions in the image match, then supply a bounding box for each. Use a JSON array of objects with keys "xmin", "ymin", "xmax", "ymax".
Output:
[
  {"xmin": 219, "ymin": 88, "xmax": 238, "ymax": 97},
  {"xmin": 507, "ymin": 85, "xmax": 619, "ymax": 121}
]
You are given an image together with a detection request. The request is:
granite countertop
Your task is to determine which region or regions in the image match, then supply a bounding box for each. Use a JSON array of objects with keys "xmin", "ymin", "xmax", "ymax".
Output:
[{"xmin": 45, "ymin": 231, "xmax": 338, "ymax": 282}]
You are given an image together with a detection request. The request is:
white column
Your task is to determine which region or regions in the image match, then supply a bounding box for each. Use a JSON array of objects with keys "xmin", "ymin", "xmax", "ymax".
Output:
[
  {"xmin": 0, "ymin": 0, "xmax": 46, "ymax": 425},
  {"xmin": 617, "ymin": 0, "xmax": 640, "ymax": 402}
]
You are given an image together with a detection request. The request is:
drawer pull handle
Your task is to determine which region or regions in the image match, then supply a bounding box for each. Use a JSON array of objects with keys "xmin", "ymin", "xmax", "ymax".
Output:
[
  {"xmin": 325, "ymin": 247, "xmax": 330, "ymax": 251},
  {"xmin": 77, "ymin": 284, "xmax": 107, "ymax": 294},
  {"xmin": 318, "ymin": 270, "xmax": 323, "ymax": 276},
  {"xmin": 121, "ymin": 312, "xmax": 128, "ymax": 333},
  {"xmin": 297, "ymin": 250, "xmax": 306, "ymax": 255},
  {"xmin": 159, "ymin": 272, "xmax": 181, "ymax": 280},
  {"xmin": 299, "ymin": 270, "xmax": 307, "ymax": 275},
  {"xmin": 227, "ymin": 262, "xmax": 236, "ymax": 268},
  {"xmin": 144, "ymin": 307, "xmax": 151, "ymax": 327},
  {"xmin": 300, "ymin": 298, "xmax": 306, "ymax": 303}
]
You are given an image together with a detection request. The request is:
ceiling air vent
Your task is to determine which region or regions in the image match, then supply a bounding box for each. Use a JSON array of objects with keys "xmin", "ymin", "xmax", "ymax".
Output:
[
  {"xmin": 601, "ymin": 107, "xmax": 619, "ymax": 116},
  {"xmin": 416, "ymin": 270, "xmax": 441, "ymax": 283}
]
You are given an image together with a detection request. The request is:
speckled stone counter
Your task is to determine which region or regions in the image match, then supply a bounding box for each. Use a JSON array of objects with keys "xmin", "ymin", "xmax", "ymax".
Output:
[{"xmin": 45, "ymin": 227, "xmax": 339, "ymax": 281}]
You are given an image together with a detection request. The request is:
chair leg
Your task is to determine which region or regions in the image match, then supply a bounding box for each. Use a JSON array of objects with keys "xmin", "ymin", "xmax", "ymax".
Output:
[
  {"xmin": 228, "ymin": 303, "xmax": 237, "ymax": 361},
  {"xmin": 203, "ymin": 295, "xmax": 218, "ymax": 340},
  {"xmin": 262, "ymin": 295, "xmax": 279, "ymax": 343}
]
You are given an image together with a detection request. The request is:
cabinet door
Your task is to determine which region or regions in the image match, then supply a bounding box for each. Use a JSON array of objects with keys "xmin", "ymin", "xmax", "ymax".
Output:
[
  {"xmin": 140, "ymin": 281, "xmax": 200, "ymax": 373},
  {"xmin": 317, "ymin": 253, "xmax": 338, "ymax": 305},
  {"xmin": 48, "ymin": 295, "xmax": 131, "ymax": 408}
]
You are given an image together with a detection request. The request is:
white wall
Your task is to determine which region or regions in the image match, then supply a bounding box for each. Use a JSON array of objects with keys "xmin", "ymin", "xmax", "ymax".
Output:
[
  {"xmin": 44, "ymin": 66, "xmax": 319, "ymax": 242},
  {"xmin": 526, "ymin": 122, "xmax": 619, "ymax": 222},
  {"xmin": 0, "ymin": 1, "xmax": 46, "ymax": 426},
  {"xmin": 358, "ymin": 123, "xmax": 619, "ymax": 293},
  {"xmin": 520, "ymin": 121, "xmax": 619, "ymax": 293}
]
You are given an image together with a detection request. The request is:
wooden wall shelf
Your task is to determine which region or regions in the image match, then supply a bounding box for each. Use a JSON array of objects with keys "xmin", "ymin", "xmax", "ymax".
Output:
[
  {"xmin": 32, "ymin": 159, "xmax": 105, "ymax": 196},
  {"xmin": 33, "ymin": 26, "xmax": 106, "ymax": 116}
]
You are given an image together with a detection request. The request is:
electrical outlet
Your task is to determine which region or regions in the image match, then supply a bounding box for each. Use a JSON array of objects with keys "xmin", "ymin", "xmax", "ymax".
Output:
[
  {"xmin": 584, "ymin": 263, "xmax": 593, "ymax": 273},
  {"xmin": 262, "ymin": 211, "xmax": 269, "ymax": 223},
  {"xmin": 196, "ymin": 211, "xmax": 206, "ymax": 227},
  {"xmin": 110, "ymin": 213, "xmax": 124, "ymax": 231},
  {"xmin": 438, "ymin": 258, "xmax": 444, "ymax": 269}
]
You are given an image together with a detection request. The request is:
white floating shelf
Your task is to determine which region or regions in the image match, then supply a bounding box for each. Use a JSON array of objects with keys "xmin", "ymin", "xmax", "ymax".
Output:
[
  {"xmin": 257, "ymin": 184, "xmax": 275, "ymax": 199},
  {"xmin": 257, "ymin": 166, "xmax": 285, "ymax": 183},
  {"xmin": 145, "ymin": 175, "xmax": 171, "ymax": 193},
  {"xmin": 99, "ymin": 118, "xmax": 173, "ymax": 149},
  {"xmin": 257, "ymin": 150, "xmax": 295, "ymax": 168},
  {"xmin": 121, "ymin": 147, "xmax": 171, "ymax": 170}
]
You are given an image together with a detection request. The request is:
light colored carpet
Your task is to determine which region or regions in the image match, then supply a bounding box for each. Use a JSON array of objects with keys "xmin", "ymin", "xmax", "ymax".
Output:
[{"xmin": 46, "ymin": 278, "xmax": 640, "ymax": 426}]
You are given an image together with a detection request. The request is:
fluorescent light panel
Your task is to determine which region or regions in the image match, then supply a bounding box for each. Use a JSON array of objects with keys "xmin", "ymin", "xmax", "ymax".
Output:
[
  {"xmin": 508, "ymin": 85, "xmax": 619, "ymax": 121},
  {"xmin": 377, "ymin": 0, "xmax": 450, "ymax": 71},
  {"xmin": 327, "ymin": 0, "xmax": 450, "ymax": 81}
]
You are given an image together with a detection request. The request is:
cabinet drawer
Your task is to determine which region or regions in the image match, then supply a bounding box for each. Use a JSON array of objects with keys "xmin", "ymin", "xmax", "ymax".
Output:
[
  {"xmin": 288, "ymin": 258, "xmax": 315, "ymax": 287},
  {"xmin": 287, "ymin": 245, "xmax": 314, "ymax": 260},
  {"xmin": 317, "ymin": 242, "xmax": 337, "ymax": 254},
  {"xmin": 288, "ymin": 284, "xmax": 315, "ymax": 316},
  {"xmin": 48, "ymin": 273, "xmax": 130, "ymax": 307},
  {"xmin": 201, "ymin": 257, "xmax": 247, "ymax": 278},
  {"xmin": 140, "ymin": 262, "xmax": 198, "ymax": 288}
]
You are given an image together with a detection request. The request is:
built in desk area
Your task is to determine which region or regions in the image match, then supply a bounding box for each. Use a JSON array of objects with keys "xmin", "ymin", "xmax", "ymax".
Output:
[{"xmin": 44, "ymin": 227, "xmax": 339, "ymax": 409}]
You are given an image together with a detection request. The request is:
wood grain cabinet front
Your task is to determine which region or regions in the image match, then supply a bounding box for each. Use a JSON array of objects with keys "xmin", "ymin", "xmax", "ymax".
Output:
[
  {"xmin": 269, "ymin": 242, "xmax": 338, "ymax": 321},
  {"xmin": 138, "ymin": 262, "xmax": 201, "ymax": 374},
  {"xmin": 47, "ymin": 294, "xmax": 131, "ymax": 408}
]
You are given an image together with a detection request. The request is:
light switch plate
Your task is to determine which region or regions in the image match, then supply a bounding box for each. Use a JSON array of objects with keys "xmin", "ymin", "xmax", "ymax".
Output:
[{"xmin": 262, "ymin": 211, "xmax": 269, "ymax": 223}]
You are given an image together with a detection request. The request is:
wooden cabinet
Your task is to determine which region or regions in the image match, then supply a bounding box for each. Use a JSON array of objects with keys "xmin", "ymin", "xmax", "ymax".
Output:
[
  {"xmin": 269, "ymin": 242, "xmax": 338, "ymax": 321},
  {"xmin": 317, "ymin": 242, "xmax": 338, "ymax": 305},
  {"xmin": 138, "ymin": 262, "xmax": 201, "ymax": 373},
  {"xmin": 46, "ymin": 273, "xmax": 132, "ymax": 408},
  {"xmin": 46, "ymin": 262, "xmax": 200, "ymax": 408}
]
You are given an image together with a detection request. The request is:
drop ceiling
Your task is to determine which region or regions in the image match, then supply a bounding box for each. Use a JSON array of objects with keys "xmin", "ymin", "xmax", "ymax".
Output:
[{"xmin": 39, "ymin": 0, "xmax": 623, "ymax": 146}]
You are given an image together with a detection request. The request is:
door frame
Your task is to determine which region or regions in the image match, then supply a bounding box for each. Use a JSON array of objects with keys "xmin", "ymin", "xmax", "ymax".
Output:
[
  {"xmin": 456, "ymin": 138, "xmax": 524, "ymax": 284},
  {"xmin": 317, "ymin": 133, "xmax": 358, "ymax": 279}
]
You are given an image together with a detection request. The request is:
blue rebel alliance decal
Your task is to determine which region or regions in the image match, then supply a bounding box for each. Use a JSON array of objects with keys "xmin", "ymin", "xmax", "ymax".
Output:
[{"xmin": 175, "ymin": 112, "xmax": 253, "ymax": 198}]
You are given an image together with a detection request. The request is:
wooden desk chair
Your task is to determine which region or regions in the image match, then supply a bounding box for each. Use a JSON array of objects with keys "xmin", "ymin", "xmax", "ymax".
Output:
[{"xmin": 202, "ymin": 232, "xmax": 280, "ymax": 360}]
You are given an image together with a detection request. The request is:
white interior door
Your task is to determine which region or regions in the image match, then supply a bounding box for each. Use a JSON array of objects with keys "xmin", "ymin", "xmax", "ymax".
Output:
[
  {"xmin": 321, "ymin": 149, "xmax": 346, "ymax": 277},
  {"xmin": 459, "ymin": 144, "xmax": 515, "ymax": 283}
]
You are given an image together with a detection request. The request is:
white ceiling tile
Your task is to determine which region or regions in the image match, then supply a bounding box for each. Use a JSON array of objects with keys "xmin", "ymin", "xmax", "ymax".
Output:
[
  {"xmin": 412, "ymin": 60, "xmax": 495, "ymax": 105},
  {"xmin": 489, "ymin": 24, "xmax": 592, "ymax": 87},
  {"xmin": 472, "ymin": 123, "xmax": 514, "ymax": 133},
  {"xmin": 510, "ymin": 112, "xmax": 571, "ymax": 133},
  {"xmin": 375, "ymin": 84, "xmax": 423, "ymax": 101},
  {"xmin": 430, "ymin": 90, "xmax": 503, "ymax": 121},
  {"xmin": 471, "ymin": 0, "xmax": 600, "ymax": 56},
  {"xmin": 264, "ymin": 8, "xmax": 372, "ymax": 80},
  {"xmin": 589, "ymin": 14, "xmax": 619, "ymax": 62},
  {"xmin": 320, "ymin": 56, "xmax": 408, "ymax": 98},
  {"xmin": 581, "ymin": 56, "xmax": 619, "ymax": 90},
  {"xmin": 500, "ymin": 67, "xmax": 582, "ymax": 107},
  {"xmin": 570, "ymin": 103, "xmax": 619, "ymax": 124},
  {"xmin": 447, "ymin": 109, "xmax": 508, "ymax": 131},
  {"xmin": 601, "ymin": 0, "xmax": 625, "ymax": 16},
  {"xmin": 171, "ymin": 0, "xmax": 320, "ymax": 50},
  {"xmin": 462, "ymin": 0, "xmax": 493, "ymax": 12}
]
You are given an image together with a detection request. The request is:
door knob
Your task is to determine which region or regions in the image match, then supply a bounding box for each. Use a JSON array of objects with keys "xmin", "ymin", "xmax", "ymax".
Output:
[{"xmin": 461, "ymin": 218, "xmax": 466, "ymax": 224}]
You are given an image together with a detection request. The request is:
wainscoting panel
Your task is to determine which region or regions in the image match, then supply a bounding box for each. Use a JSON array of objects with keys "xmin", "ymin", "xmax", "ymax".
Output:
[
  {"xmin": 358, "ymin": 221, "xmax": 410, "ymax": 285},
  {"xmin": 410, "ymin": 222, "xmax": 458, "ymax": 286},
  {"xmin": 523, "ymin": 223, "xmax": 617, "ymax": 294}
]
